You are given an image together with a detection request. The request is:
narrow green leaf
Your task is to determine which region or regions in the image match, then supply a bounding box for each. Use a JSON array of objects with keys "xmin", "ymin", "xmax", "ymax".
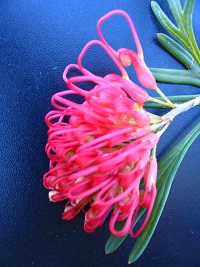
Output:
[
  {"xmin": 150, "ymin": 68, "xmax": 200, "ymax": 87},
  {"xmin": 167, "ymin": 0, "xmax": 183, "ymax": 30},
  {"xmin": 157, "ymin": 33, "xmax": 199, "ymax": 69},
  {"xmin": 145, "ymin": 95, "xmax": 200, "ymax": 108},
  {"xmin": 157, "ymin": 122, "xmax": 200, "ymax": 177},
  {"xmin": 128, "ymin": 122, "xmax": 200, "ymax": 264},
  {"xmin": 151, "ymin": 1, "xmax": 179, "ymax": 35},
  {"xmin": 151, "ymin": 0, "xmax": 199, "ymax": 63},
  {"xmin": 166, "ymin": 94, "xmax": 200, "ymax": 103},
  {"xmin": 128, "ymin": 161, "xmax": 175, "ymax": 264},
  {"xmin": 105, "ymin": 222, "xmax": 128, "ymax": 254},
  {"xmin": 182, "ymin": 0, "xmax": 200, "ymax": 65},
  {"xmin": 183, "ymin": 0, "xmax": 195, "ymax": 27}
]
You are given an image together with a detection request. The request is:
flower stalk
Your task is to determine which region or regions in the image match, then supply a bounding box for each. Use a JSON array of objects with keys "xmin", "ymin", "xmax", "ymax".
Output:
[
  {"xmin": 148, "ymin": 96, "xmax": 175, "ymax": 108},
  {"xmin": 153, "ymin": 86, "xmax": 175, "ymax": 108}
]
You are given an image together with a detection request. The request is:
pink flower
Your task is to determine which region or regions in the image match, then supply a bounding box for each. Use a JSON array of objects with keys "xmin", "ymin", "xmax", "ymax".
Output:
[
  {"xmin": 44, "ymin": 10, "xmax": 159, "ymax": 237},
  {"xmin": 44, "ymin": 70, "xmax": 159, "ymax": 236}
]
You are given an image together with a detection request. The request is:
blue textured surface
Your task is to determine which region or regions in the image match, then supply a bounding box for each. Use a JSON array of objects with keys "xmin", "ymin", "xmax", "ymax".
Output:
[{"xmin": 0, "ymin": 0, "xmax": 200, "ymax": 266}]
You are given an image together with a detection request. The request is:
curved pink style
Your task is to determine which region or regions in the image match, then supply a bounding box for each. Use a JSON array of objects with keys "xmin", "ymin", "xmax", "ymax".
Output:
[
  {"xmin": 44, "ymin": 10, "xmax": 159, "ymax": 238},
  {"xmin": 96, "ymin": 9, "xmax": 144, "ymax": 59},
  {"xmin": 96, "ymin": 10, "xmax": 157, "ymax": 89}
]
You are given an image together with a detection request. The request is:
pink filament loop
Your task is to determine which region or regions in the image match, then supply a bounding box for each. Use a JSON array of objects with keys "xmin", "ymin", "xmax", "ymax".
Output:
[
  {"xmin": 63, "ymin": 64, "xmax": 108, "ymax": 97},
  {"xmin": 109, "ymin": 194, "xmax": 139, "ymax": 237},
  {"xmin": 130, "ymin": 185, "xmax": 156, "ymax": 238},
  {"xmin": 130, "ymin": 158, "xmax": 158, "ymax": 237},
  {"xmin": 96, "ymin": 10, "xmax": 144, "ymax": 59},
  {"xmin": 78, "ymin": 39, "xmax": 128, "ymax": 78}
]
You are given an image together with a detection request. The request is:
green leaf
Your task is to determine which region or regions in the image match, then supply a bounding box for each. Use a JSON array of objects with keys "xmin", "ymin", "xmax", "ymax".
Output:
[
  {"xmin": 183, "ymin": 0, "xmax": 195, "ymax": 26},
  {"xmin": 151, "ymin": 1, "xmax": 190, "ymax": 53},
  {"xmin": 157, "ymin": 33, "xmax": 199, "ymax": 70},
  {"xmin": 151, "ymin": 0, "xmax": 200, "ymax": 66},
  {"xmin": 182, "ymin": 0, "xmax": 200, "ymax": 63},
  {"xmin": 167, "ymin": 0, "xmax": 183, "ymax": 30},
  {"xmin": 105, "ymin": 222, "xmax": 128, "ymax": 254},
  {"xmin": 145, "ymin": 94, "xmax": 200, "ymax": 108},
  {"xmin": 128, "ymin": 122, "xmax": 200, "ymax": 264},
  {"xmin": 150, "ymin": 68, "xmax": 200, "ymax": 87},
  {"xmin": 151, "ymin": 1, "xmax": 179, "ymax": 36}
]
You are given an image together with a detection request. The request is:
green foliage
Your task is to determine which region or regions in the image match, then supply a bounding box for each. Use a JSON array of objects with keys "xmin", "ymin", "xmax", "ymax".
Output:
[{"xmin": 150, "ymin": 0, "xmax": 200, "ymax": 86}]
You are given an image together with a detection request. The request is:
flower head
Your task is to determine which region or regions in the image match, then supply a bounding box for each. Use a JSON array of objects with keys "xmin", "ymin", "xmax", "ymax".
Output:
[{"xmin": 44, "ymin": 10, "xmax": 159, "ymax": 238}]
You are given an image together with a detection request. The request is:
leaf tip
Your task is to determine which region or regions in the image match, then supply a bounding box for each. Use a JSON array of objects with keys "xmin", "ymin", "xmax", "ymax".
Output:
[
  {"xmin": 150, "ymin": 1, "xmax": 156, "ymax": 6},
  {"xmin": 128, "ymin": 257, "xmax": 136, "ymax": 265},
  {"xmin": 105, "ymin": 245, "xmax": 113, "ymax": 254},
  {"xmin": 151, "ymin": 1, "xmax": 159, "ymax": 10},
  {"xmin": 105, "ymin": 247, "xmax": 109, "ymax": 254}
]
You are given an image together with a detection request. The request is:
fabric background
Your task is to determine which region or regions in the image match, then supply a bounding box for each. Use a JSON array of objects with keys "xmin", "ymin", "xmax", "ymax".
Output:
[{"xmin": 0, "ymin": 0, "xmax": 200, "ymax": 266}]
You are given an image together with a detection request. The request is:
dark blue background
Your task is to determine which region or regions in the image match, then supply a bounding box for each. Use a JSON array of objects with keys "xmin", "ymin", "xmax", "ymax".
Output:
[{"xmin": 0, "ymin": 0, "xmax": 200, "ymax": 266}]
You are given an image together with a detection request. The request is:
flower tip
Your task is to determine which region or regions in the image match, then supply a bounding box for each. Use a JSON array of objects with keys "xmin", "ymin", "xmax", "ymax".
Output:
[
  {"xmin": 64, "ymin": 205, "xmax": 73, "ymax": 212},
  {"xmin": 119, "ymin": 53, "xmax": 132, "ymax": 67},
  {"xmin": 49, "ymin": 191, "xmax": 56, "ymax": 202},
  {"xmin": 118, "ymin": 48, "xmax": 156, "ymax": 89}
]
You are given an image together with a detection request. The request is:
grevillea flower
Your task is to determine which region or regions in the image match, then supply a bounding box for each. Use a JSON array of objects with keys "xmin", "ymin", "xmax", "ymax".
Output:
[{"xmin": 44, "ymin": 10, "xmax": 160, "ymax": 237}]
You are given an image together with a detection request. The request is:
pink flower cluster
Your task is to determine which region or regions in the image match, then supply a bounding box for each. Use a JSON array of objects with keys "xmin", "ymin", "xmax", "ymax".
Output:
[{"xmin": 44, "ymin": 10, "xmax": 159, "ymax": 237}]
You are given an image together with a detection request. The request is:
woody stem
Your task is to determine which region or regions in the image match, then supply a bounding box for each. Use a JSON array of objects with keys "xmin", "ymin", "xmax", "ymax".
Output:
[{"xmin": 162, "ymin": 96, "xmax": 200, "ymax": 121}]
